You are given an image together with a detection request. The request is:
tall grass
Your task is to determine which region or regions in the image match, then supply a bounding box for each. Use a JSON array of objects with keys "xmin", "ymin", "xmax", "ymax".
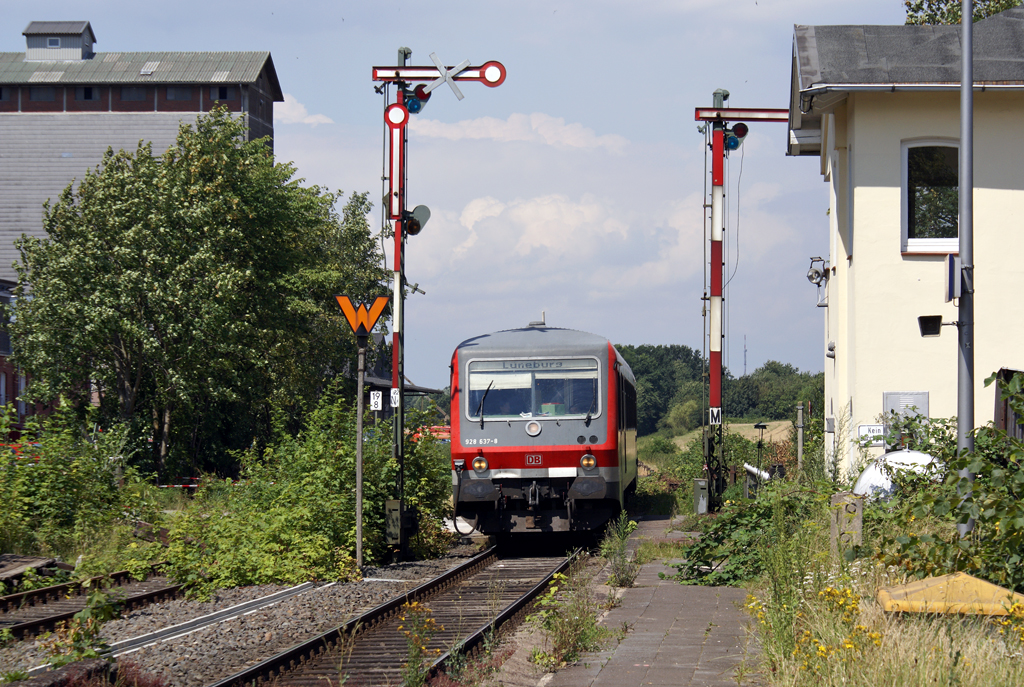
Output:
[{"xmin": 751, "ymin": 494, "xmax": 1024, "ymax": 687}]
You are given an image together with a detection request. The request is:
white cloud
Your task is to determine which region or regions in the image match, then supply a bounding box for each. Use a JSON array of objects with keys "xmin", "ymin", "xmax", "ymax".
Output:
[
  {"xmin": 410, "ymin": 113, "xmax": 628, "ymax": 154},
  {"xmin": 276, "ymin": 94, "xmax": 334, "ymax": 126}
]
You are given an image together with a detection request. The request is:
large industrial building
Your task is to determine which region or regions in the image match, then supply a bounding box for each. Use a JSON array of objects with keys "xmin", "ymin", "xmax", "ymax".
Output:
[{"xmin": 0, "ymin": 21, "xmax": 283, "ymax": 423}]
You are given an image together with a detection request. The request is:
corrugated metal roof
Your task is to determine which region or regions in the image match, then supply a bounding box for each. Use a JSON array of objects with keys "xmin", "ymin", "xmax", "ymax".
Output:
[
  {"xmin": 795, "ymin": 7, "xmax": 1024, "ymax": 90},
  {"xmin": 0, "ymin": 51, "xmax": 283, "ymax": 100},
  {"xmin": 23, "ymin": 21, "xmax": 94, "ymax": 39}
]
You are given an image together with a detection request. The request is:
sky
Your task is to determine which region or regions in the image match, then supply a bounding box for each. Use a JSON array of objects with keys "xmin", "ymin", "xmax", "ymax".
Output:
[{"xmin": 3, "ymin": 1, "xmax": 909, "ymax": 390}]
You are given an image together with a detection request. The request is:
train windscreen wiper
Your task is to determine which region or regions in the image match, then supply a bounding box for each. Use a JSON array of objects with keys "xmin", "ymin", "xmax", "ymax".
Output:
[
  {"xmin": 476, "ymin": 380, "xmax": 494, "ymax": 429},
  {"xmin": 585, "ymin": 379, "xmax": 597, "ymax": 426}
]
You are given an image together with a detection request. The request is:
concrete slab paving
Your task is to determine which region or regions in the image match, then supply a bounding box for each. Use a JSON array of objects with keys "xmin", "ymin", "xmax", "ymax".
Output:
[{"xmin": 545, "ymin": 517, "xmax": 761, "ymax": 687}]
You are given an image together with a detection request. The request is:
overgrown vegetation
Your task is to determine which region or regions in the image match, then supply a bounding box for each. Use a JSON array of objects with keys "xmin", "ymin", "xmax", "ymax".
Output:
[
  {"xmin": 527, "ymin": 564, "xmax": 610, "ymax": 671},
  {"xmin": 599, "ymin": 512, "xmax": 639, "ymax": 588},
  {"xmin": 660, "ymin": 371, "xmax": 1024, "ymax": 686},
  {"xmin": 165, "ymin": 391, "xmax": 452, "ymax": 598},
  {"xmin": 0, "ymin": 384, "xmax": 452, "ymax": 596},
  {"xmin": 40, "ymin": 585, "xmax": 122, "ymax": 667}
]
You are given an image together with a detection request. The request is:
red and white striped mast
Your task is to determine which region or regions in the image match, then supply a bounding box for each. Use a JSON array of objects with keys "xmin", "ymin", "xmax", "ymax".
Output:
[
  {"xmin": 372, "ymin": 50, "xmax": 506, "ymax": 553},
  {"xmin": 695, "ymin": 94, "xmax": 788, "ymax": 509}
]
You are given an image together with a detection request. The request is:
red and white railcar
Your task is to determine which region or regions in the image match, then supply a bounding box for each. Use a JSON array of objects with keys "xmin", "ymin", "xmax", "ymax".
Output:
[{"xmin": 450, "ymin": 326, "xmax": 637, "ymax": 536}]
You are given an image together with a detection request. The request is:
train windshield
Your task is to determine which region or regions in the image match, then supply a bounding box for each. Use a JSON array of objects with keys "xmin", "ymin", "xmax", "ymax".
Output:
[{"xmin": 467, "ymin": 358, "xmax": 600, "ymax": 420}]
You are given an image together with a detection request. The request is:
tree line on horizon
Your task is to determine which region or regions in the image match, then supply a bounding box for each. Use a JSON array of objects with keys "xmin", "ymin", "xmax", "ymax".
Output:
[{"xmin": 615, "ymin": 343, "xmax": 823, "ymax": 437}]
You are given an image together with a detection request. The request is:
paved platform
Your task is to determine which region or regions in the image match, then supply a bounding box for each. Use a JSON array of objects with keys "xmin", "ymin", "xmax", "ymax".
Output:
[{"xmin": 546, "ymin": 518, "xmax": 760, "ymax": 687}]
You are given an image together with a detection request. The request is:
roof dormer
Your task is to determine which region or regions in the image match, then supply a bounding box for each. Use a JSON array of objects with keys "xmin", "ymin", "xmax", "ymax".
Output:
[{"xmin": 23, "ymin": 21, "xmax": 96, "ymax": 61}]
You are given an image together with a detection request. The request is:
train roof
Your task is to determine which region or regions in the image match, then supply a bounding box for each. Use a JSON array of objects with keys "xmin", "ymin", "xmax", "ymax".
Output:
[{"xmin": 454, "ymin": 327, "xmax": 634, "ymax": 381}]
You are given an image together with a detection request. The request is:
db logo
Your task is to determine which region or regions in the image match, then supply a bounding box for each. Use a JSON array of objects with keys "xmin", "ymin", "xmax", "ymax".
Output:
[{"xmin": 526, "ymin": 454, "xmax": 543, "ymax": 465}]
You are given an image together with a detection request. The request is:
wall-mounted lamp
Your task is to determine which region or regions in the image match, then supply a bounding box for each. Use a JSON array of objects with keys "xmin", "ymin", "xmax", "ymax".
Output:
[
  {"xmin": 807, "ymin": 256, "xmax": 829, "ymax": 307},
  {"xmin": 918, "ymin": 315, "xmax": 958, "ymax": 337}
]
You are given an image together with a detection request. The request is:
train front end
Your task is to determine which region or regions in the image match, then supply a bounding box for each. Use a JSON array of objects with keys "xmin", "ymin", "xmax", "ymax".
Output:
[{"xmin": 450, "ymin": 327, "xmax": 636, "ymax": 535}]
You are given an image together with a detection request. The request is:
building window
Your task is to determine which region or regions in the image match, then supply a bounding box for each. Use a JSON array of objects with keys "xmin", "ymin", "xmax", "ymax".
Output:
[
  {"xmin": 47, "ymin": 37, "xmax": 60, "ymax": 48},
  {"xmin": 0, "ymin": 87, "xmax": 8, "ymax": 102},
  {"xmin": 29, "ymin": 87, "xmax": 55, "ymax": 102},
  {"xmin": 121, "ymin": 87, "xmax": 147, "ymax": 101},
  {"xmin": 166, "ymin": 86, "xmax": 193, "ymax": 101},
  {"xmin": 210, "ymin": 86, "xmax": 235, "ymax": 101},
  {"xmin": 75, "ymin": 86, "xmax": 99, "ymax": 101},
  {"xmin": 902, "ymin": 140, "xmax": 959, "ymax": 252}
]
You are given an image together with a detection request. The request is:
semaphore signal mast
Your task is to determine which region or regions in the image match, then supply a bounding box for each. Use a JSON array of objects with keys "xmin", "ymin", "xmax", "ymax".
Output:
[{"xmin": 694, "ymin": 90, "xmax": 787, "ymax": 511}]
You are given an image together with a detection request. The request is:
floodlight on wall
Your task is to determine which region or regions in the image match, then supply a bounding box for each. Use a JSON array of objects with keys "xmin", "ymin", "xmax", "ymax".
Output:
[{"xmin": 807, "ymin": 256, "xmax": 829, "ymax": 307}]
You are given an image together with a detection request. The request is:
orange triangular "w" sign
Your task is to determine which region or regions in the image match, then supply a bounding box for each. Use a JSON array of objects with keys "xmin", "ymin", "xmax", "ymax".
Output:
[{"xmin": 335, "ymin": 295, "xmax": 390, "ymax": 337}]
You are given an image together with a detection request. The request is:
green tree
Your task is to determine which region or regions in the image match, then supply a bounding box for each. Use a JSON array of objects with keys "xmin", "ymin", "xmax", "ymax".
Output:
[
  {"xmin": 905, "ymin": 0, "xmax": 1021, "ymax": 25},
  {"xmin": 12, "ymin": 109, "xmax": 387, "ymax": 478}
]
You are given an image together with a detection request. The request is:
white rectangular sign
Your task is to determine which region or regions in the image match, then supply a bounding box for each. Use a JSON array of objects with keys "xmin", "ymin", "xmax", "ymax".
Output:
[
  {"xmin": 370, "ymin": 391, "xmax": 383, "ymax": 411},
  {"xmin": 858, "ymin": 424, "xmax": 884, "ymax": 446},
  {"xmin": 390, "ymin": 387, "xmax": 400, "ymax": 409}
]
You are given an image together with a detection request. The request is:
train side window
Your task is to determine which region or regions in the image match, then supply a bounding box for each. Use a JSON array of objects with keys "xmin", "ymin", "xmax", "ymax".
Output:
[{"xmin": 626, "ymin": 383, "xmax": 637, "ymax": 431}]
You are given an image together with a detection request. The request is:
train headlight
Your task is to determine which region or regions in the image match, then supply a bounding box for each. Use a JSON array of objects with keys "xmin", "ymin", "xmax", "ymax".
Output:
[
  {"xmin": 580, "ymin": 454, "xmax": 597, "ymax": 469},
  {"xmin": 525, "ymin": 420, "xmax": 542, "ymax": 437},
  {"xmin": 472, "ymin": 457, "xmax": 489, "ymax": 472}
]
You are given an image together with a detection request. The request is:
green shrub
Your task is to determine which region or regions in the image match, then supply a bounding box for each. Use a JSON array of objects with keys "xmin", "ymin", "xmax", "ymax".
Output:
[
  {"xmin": 600, "ymin": 512, "xmax": 639, "ymax": 587},
  {"xmin": 0, "ymin": 403, "xmax": 156, "ymax": 560},
  {"xmin": 664, "ymin": 480, "xmax": 831, "ymax": 586},
  {"xmin": 166, "ymin": 386, "xmax": 453, "ymax": 597}
]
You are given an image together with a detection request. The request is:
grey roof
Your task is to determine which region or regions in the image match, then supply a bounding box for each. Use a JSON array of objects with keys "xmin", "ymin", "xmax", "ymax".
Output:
[
  {"xmin": 0, "ymin": 51, "xmax": 283, "ymax": 100},
  {"xmin": 796, "ymin": 7, "xmax": 1024, "ymax": 90},
  {"xmin": 789, "ymin": 7, "xmax": 1024, "ymax": 155},
  {"xmin": 23, "ymin": 21, "xmax": 95, "ymax": 41}
]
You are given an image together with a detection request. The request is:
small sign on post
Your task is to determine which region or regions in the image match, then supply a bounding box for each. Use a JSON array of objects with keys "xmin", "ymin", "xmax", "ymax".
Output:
[
  {"xmin": 857, "ymin": 424, "xmax": 884, "ymax": 447},
  {"xmin": 335, "ymin": 295, "xmax": 390, "ymax": 570}
]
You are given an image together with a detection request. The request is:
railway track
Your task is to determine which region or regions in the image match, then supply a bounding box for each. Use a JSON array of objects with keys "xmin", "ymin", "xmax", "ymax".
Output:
[
  {"xmin": 0, "ymin": 568, "xmax": 182, "ymax": 639},
  {"xmin": 210, "ymin": 546, "xmax": 580, "ymax": 687}
]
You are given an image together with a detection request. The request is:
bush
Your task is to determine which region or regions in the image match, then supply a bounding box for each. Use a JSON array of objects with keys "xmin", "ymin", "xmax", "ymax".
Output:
[
  {"xmin": 664, "ymin": 480, "xmax": 831, "ymax": 587},
  {"xmin": 166, "ymin": 386, "xmax": 453, "ymax": 596},
  {"xmin": 0, "ymin": 403, "xmax": 158, "ymax": 561}
]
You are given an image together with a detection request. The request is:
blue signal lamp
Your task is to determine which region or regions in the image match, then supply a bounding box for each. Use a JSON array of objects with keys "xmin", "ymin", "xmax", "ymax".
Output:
[
  {"xmin": 403, "ymin": 84, "xmax": 432, "ymax": 114},
  {"xmin": 724, "ymin": 122, "xmax": 749, "ymax": 150}
]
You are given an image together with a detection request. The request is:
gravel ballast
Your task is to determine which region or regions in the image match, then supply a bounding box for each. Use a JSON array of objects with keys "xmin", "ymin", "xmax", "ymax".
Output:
[{"xmin": 0, "ymin": 552, "xmax": 476, "ymax": 685}]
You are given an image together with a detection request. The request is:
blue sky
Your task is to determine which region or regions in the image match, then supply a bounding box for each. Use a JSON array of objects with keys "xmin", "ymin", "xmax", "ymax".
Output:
[{"xmin": 3, "ymin": 1, "xmax": 908, "ymax": 389}]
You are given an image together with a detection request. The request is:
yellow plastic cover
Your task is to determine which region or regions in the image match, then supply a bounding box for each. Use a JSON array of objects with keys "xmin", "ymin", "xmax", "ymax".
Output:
[{"xmin": 877, "ymin": 572, "xmax": 1024, "ymax": 615}]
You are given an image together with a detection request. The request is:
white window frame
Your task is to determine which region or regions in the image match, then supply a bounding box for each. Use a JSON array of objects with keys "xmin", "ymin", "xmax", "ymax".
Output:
[
  {"xmin": 901, "ymin": 138, "xmax": 959, "ymax": 253},
  {"xmin": 47, "ymin": 37, "xmax": 60, "ymax": 48}
]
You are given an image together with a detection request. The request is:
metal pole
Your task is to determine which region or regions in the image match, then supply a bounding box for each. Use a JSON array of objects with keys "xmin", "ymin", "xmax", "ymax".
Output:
[
  {"xmin": 390, "ymin": 48, "xmax": 410, "ymax": 557},
  {"xmin": 355, "ymin": 337, "xmax": 367, "ymax": 569},
  {"xmin": 957, "ymin": 0, "xmax": 976, "ymax": 537},
  {"xmin": 796, "ymin": 403, "xmax": 804, "ymax": 474},
  {"xmin": 704, "ymin": 88, "xmax": 727, "ymax": 511}
]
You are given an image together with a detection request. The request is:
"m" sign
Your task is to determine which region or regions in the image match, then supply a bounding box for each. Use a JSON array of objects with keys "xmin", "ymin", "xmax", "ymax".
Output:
[{"xmin": 709, "ymin": 407, "xmax": 722, "ymax": 425}]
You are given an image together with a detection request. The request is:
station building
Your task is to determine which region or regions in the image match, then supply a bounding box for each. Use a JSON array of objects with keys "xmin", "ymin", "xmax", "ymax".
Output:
[{"xmin": 787, "ymin": 8, "xmax": 1024, "ymax": 471}]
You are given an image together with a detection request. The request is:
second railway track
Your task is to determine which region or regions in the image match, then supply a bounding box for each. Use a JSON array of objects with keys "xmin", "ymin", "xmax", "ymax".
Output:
[
  {"xmin": 0, "ymin": 568, "xmax": 182, "ymax": 639},
  {"xmin": 211, "ymin": 547, "xmax": 579, "ymax": 687}
]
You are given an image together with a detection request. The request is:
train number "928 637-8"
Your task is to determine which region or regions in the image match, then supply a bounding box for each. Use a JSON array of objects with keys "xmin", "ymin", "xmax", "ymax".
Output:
[{"xmin": 463, "ymin": 438, "xmax": 499, "ymax": 446}]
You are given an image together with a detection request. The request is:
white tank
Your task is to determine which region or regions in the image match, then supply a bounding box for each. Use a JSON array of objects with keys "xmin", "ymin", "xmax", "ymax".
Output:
[{"xmin": 852, "ymin": 448, "xmax": 937, "ymax": 499}]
